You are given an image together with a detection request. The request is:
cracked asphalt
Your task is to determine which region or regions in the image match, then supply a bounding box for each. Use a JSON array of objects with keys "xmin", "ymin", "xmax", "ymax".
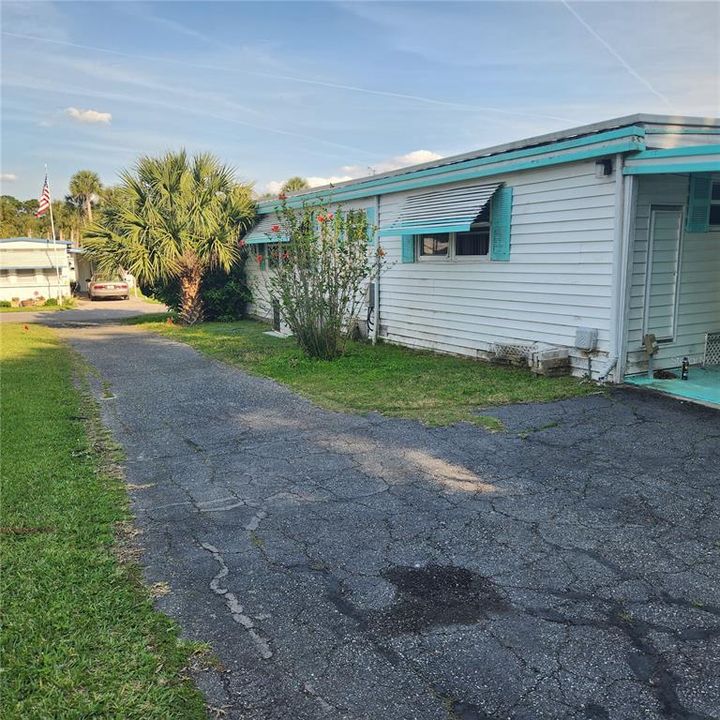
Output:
[{"xmin": 62, "ymin": 323, "xmax": 720, "ymax": 720}]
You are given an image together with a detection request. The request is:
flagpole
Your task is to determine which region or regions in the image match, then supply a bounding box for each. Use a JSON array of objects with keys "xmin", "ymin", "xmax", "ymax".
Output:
[{"xmin": 45, "ymin": 165, "xmax": 62, "ymax": 301}]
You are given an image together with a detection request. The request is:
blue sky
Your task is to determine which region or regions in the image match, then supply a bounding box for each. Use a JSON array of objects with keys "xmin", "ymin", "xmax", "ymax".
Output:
[{"xmin": 1, "ymin": 1, "xmax": 718, "ymax": 199}]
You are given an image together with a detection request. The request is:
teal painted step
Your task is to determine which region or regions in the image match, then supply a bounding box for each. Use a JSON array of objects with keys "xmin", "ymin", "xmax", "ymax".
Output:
[{"xmin": 625, "ymin": 366, "xmax": 720, "ymax": 407}]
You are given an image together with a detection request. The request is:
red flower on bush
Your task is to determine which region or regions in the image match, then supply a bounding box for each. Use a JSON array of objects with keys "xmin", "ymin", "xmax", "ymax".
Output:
[
  {"xmin": 271, "ymin": 224, "xmax": 280, "ymax": 233},
  {"xmin": 317, "ymin": 214, "xmax": 326, "ymax": 223},
  {"xmin": 282, "ymin": 251, "xmax": 289, "ymax": 261},
  {"xmin": 256, "ymin": 254, "xmax": 264, "ymax": 265},
  {"xmin": 327, "ymin": 213, "xmax": 334, "ymax": 220},
  {"xmin": 166, "ymin": 317, "xmax": 174, "ymax": 325}
]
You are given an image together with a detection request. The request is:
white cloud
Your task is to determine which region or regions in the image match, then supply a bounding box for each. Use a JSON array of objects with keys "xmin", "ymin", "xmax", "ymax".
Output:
[
  {"xmin": 343, "ymin": 149, "xmax": 444, "ymax": 176},
  {"xmin": 65, "ymin": 107, "xmax": 112, "ymax": 124},
  {"xmin": 265, "ymin": 149, "xmax": 444, "ymax": 194},
  {"xmin": 1, "ymin": 173, "xmax": 18, "ymax": 182}
]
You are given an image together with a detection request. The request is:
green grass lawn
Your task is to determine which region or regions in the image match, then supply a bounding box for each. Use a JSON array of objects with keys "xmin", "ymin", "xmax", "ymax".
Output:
[
  {"xmin": 129, "ymin": 315, "xmax": 597, "ymax": 427},
  {"xmin": 0, "ymin": 324, "xmax": 207, "ymax": 719}
]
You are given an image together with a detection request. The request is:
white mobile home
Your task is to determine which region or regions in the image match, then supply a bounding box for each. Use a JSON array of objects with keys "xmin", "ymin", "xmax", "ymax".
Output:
[
  {"xmin": 245, "ymin": 114, "xmax": 720, "ymax": 400},
  {"xmin": 0, "ymin": 237, "xmax": 71, "ymax": 303}
]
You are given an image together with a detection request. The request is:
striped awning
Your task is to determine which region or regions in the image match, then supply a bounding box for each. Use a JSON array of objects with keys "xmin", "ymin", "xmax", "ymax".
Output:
[
  {"xmin": 243, "ymin": 214, "xmax": 287, "ymax": 245},
  {"xmin": 379, "ymin": 182, "xmax": 501, "ymax": 237}
]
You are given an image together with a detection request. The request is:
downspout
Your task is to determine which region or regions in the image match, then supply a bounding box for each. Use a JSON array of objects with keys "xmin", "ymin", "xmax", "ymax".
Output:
[
  {"xmin": 614, "ymin": 170, "xmax": 637, "ymax": 382},
  {"xmin": 372, "ymin": 194, "xmax": 381, "ymax": 345},
  {"xmin": 603, "ymin": 152, "xmax": 633, "ymax": 383}
]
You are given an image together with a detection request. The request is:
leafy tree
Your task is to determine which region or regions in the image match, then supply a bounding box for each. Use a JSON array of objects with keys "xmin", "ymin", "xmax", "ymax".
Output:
[
  {"xmin": 1, "ymin": 196, "xmax": 42, "ymax": 237},
  {"xmin": 258, "ymin": 200, "xmax": 384, "ymax": 359},
  {"xmin": 280, "ymin": 176, "xmax": 309, "ymax": 195},
  {"xmin": 69, "ymin": 170, "xmax": 102, "ymax": 223},
  {"xmin": 83, "ymin": 150, "xmax": 255, "ymax": 324}
]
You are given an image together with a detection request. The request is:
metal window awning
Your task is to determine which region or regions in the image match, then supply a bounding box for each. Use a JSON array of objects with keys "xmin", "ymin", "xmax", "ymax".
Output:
[
  {"xmin": 243, "ymin": 214, "xmax": 288, "ymax": 245},
  {"xmin": 378, "ymin": 182, "xmax": 502, "ymax": 237}
]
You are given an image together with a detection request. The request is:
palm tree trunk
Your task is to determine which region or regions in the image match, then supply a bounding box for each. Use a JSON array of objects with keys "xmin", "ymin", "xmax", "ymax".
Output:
[
  {"xmin": 85, "ymin": 197, "xmax": 93, "ymax": 224},
  {"xmin": 179, "ymin": 266, "xmax": 204, "ymax": 325}
]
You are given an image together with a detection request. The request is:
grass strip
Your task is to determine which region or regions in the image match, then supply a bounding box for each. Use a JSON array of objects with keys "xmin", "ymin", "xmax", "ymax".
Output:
[
  {"xmin": 0, "ymin": 323, "xmax": 207, "ymax": 719},
  {"xmin": 128, "ymin": 315, "xmax": 597, "ymax": 428}
]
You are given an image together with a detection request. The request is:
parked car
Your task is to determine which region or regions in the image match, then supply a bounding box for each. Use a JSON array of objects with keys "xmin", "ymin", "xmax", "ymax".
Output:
[{"xmin": 87, "ymin": 275, "xmax": 130, "ymax": 301}]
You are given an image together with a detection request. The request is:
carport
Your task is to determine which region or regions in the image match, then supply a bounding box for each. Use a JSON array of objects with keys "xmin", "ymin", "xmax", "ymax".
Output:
[{"xmin": 620, "ymin": 152, "xmax": 720, "ymax": 407}]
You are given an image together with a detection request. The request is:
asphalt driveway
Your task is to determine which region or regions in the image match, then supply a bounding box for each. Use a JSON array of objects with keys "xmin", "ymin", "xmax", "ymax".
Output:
[
  {"xmin": 62, "ymin": 323, "xmax": 720, "ymax": 720},
  {"xmin": 0, "ymin": 296, "xmax": 164, "ymax": 326}
]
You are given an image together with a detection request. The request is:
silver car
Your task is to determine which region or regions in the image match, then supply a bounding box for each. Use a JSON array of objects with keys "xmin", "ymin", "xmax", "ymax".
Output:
[{"xmin": 88, "ymin": 275, "xmax": 130, "ymax": 300}]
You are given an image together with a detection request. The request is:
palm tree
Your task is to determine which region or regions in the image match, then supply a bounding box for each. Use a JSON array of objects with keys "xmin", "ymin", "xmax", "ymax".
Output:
[
  {"xmin": 69, "ymin": 170, "xmax": 102, "ymax": 224},
  {"xmin": 280, "ymin": 176, "xmax": 309, "ymax": 195},
  {"xmin": 83, "ymin": 150, "xmax": 255, "ymax": 324}
]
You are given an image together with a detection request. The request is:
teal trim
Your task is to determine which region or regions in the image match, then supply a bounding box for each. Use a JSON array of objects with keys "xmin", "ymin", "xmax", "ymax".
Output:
[
  {"xmin": 627, "ymin": 145, "xmax": 720, "ymax": 160},
  {"xmin": 686, "ymin": 175, "xmax": 712, "ymax": 233},
  {"xmin": 258, "ymin": 127, "xmax": 646, "ymax": 212},
  {"xmin": 623, "ymin": 162, "xmax": 720, "ymax": 175},
  {"xmin": 379, "ymin": 222, "xmax": 472, "ymax": 237},
  {"xmin": 364, "ymin": 206, "xmax": 376, "ymax": 244},
  {"xmin": 489, "ymin": 186, "xmax": 513, "ymax": 261},
  {"xmin": 262, "ymin": 139, "xmax": 644, "ymax": 213},
  {"xmin": 401, "ymin": 235, "xmax": 415, "ymax": 263},
  {"xmin": 645, "ymin": 127, "xmax": 720, "ymax": 135}
]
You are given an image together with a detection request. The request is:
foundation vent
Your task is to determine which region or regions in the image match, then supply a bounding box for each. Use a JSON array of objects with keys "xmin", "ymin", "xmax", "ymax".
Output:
[
  {"xmin": 492, "ymin": 342, "xmax": 535, "ymax": 366},
  {"xmin": 704, "ymin": 331, "xmax": 720, "ymax": 366}
]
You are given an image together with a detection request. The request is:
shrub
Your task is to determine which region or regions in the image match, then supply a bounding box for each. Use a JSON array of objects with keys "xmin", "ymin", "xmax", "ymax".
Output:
[
  {"xmin": 0, "ymin": 300, "xmax": 11, "ymax": 308},
  {"xmin": 256, "ymin": 200, "xmax": 385, "ymax": 360},
  {"xmin": 142, "ymin": 258, "xmax": 250, "ymax": 321},
  {"xmin": 44, "ymin": 298, "xmax": 59, "ymax": 307}
]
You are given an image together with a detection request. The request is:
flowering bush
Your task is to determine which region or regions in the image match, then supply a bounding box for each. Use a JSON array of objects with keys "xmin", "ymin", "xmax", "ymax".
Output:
[{"xmin": 258, "ymin": 200, "xmax": 385, "ymax": 360}]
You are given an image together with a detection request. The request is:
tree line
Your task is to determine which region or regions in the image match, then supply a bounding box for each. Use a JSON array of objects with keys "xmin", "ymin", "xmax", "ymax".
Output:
[{"xmin": 1, "ymin": 170, "xmax": 103, "ymax": 241}]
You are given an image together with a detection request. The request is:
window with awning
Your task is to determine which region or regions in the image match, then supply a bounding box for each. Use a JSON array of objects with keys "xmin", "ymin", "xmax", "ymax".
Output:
[
  {"xmin": 243, "ymin": 214, "xmax": 287, "ymax": 245},
  {"xmin": 379, "ymin": 182, "xmax": 502, "ymax": 237}
]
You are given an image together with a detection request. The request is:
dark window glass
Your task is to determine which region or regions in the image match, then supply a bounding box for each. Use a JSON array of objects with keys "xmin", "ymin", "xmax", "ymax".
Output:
[
  {"xmin": 456, "ymin": 228, "xmax": 490, "ymax": 256},
  {"xmin": 475, "ymin": 204, "xmax": 490, "ymax": 223},
  {"xmin": 420, "ymin": 234, "xmax": 449, "ymax": 256},
  {"xmin": 709, "ymin": 204, "xmax": 720, "ymax": 226},
  {"xmin": 711, "ymin": 182, "xmax": 720, "ymax": 201}
]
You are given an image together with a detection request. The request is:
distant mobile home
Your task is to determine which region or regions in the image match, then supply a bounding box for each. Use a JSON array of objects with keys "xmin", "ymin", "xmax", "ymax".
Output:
[
  {"xmin": 245, "ymin": 114, "xmax": 720, "ymax": 386},
  {"xmin": 0, "ymin": 237, "xmax": 71, "ymax": 303}
]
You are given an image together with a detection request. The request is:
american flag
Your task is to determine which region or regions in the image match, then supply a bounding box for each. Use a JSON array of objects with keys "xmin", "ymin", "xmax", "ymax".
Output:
[{"xmin": 35, "ymin": 175, "xmax": 51, "ymax": 217}]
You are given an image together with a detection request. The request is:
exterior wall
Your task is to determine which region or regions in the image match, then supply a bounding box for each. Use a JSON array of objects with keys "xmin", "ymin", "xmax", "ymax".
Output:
[
  {"xmin": 625, "ymin": 174, "xmax": 720, "ymax": 374},
  {"xmin": 376, "ymin": 160, "xmax": 618, "ymax": 378},
  {"xmin": 0, "ymin": 268, "xmax": 70, "ymax": 302},
  {"xmin": 0, "ymin": 241, "xmax": 71, "ymax": 302}
]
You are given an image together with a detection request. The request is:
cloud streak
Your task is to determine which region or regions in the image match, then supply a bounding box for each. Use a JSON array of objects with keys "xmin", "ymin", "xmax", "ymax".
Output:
[
  {"xmin": 1, "ymin": 173, "xmax": 18, "ymax": 182},
  {"xmin": 561, "ymin": 1, "xmax": 673, "ymax": 108},
  {"xmin": 2, "ymin": 31, "xmax": 572, "ymax": 122},
  {"xmin": 65, "ymin": 107, "xmax": 112, "ymax": 124}
]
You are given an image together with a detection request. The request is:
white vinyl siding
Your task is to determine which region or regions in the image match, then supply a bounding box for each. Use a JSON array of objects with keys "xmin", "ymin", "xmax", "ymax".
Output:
[
  {"xmin": 377, "ymin": 161, "xmax": 617, "ymax": 377},
  {"xmin": 625, "ymin": 174, "xmax": 720, "ymax": 374}
]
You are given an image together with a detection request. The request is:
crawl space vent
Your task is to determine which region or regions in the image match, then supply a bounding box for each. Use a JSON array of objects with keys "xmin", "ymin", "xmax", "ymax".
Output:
[
  {"xmin": 704, "ymin": 332, "xmax": 720, "ymax": 366},
  {"xmin": 492, "ymin": 342, "xmax": 534, "ymax": 365}
]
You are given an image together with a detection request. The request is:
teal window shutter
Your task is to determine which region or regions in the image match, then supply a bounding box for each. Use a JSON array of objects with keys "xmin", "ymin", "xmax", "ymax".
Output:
[
  {"xmin": 401, "ymin": 235, "xmax": 415, "ymax": 263},
  {"xmin": 686, "ymin": 175, "xmax": 712, "ymax": 233},
  {"xmin": 490, "ymin": 186, "xmax": 513, "ymax": 261},
  {"xmin": 365, "ymin": 206, "xmax": 377, "ymax": 244}
]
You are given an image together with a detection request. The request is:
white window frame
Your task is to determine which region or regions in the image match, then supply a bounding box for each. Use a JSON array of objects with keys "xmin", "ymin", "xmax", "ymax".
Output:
[{"xmin": 416, "ymin": 225, "xmax": 491, "ymax": 263}]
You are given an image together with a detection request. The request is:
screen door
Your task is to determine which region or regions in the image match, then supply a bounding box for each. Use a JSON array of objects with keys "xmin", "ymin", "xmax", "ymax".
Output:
[{"xmin": 644, "ymin": 206, "xmax": 683, "ymax": 342}]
